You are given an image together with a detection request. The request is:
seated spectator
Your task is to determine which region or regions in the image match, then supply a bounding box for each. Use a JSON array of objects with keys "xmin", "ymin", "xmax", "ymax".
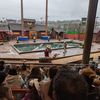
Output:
[
  {"xmin": 40, "ymin": 67, "xmax": 49, "ymax": 79},
  {"xmin": 20, "ymin": 63, "xmax": 30, "ymax": 81},
  {"xmin": 40, "ymin": 66, "xmax": 58, "ymax": 100},
  {"xmin": 21, "ymin": 63, "xmax": 27, "ymax": 71},
  {"xmin": 48, "ymin": 67, "xmax": 58, "ymax": 99},
  {"xmin": 5, "ymin": 66, "xmax": 24, "ymax": 88},
  {"xmin": 53, "ymin": 68, "xmax": 88, "ymax": 100},
  {"xmin": 0, "ymin": 71, "xmax": 13, "ymax": 100},
  {"xmin": 3, "ymin": 64, "xmax": 11, "ymax": 75},
  {"xmin": 0, "ymin": 60, "xmax": 5, "ymax": 71},
  {"xmin": 90, "ymin": 61, "xmax": 98, "ymax": 71},
  {"xmin": 22, "ymin": 79, "xmax": 42, "ymax": 100},
  {"xmin": 27, "ymin": 67, "xmax": 42, "ymax": 82}
]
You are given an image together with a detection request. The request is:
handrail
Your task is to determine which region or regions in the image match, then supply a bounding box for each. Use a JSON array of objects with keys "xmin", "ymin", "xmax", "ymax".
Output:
[
  {"xmin": 12, "ymin": 88, "xmax": 30, "ymax": 93},
  {"xmin": 0, "ymin": 51, "xmax": 99, "ymax": 61}
]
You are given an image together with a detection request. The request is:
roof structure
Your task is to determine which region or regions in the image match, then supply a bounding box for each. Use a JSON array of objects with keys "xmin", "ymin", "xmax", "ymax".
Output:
[
  {"xmin": 23, "ymin": 18, "xmax": 36, "ymax": 23},
  {"xmin": 0, "ymin": 22, "xmax": 9, "ymax": 31},
  {"xmin": 8, "ymin": 23, "xmax": 21, "ymax": 31},
  {"xmin": 34, "ymin": 24, "xmax": 45, "ymax": 31}
]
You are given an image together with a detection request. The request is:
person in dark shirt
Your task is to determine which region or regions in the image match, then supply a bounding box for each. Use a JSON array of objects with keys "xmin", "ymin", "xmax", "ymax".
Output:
[{"xmin": 44, "ymin": 46, "xmax": 52, "ymax": 57}]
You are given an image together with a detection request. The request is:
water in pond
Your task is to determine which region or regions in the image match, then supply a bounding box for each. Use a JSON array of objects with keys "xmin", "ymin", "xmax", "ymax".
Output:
[{"xmin": 13, "ymin": 41, "xmax": 83, "ymax": 53}]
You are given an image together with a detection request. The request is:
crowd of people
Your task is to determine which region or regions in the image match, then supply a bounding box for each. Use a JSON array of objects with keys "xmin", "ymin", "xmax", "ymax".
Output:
[{"xmin": 0, "ymin": 60, "xmax": 100, "ymax": 100}]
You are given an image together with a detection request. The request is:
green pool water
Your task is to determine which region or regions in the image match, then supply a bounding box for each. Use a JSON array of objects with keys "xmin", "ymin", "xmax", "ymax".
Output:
[{"xmin": 13, "ymin": 41, "xmax": 83, "ymax": 53}]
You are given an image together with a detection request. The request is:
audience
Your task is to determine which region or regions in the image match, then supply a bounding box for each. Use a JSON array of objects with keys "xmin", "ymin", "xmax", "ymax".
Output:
[
  {"xmin": 0, "ymin": 71, "xmax": 13, "ymax": 100},
  {"xmin": 0, "ymin": 60, "xmax": 100, "ymax": 100}
]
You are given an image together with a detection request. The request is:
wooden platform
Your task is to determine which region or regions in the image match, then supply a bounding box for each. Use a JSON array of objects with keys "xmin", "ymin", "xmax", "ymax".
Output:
[{"xmin": 0, "ymin": 39, "xmax": 100, "ymax": 65}]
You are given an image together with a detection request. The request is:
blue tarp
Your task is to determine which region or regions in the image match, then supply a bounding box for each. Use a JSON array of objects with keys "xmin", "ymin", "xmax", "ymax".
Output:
[
  {"xmin": 18, "ymin": 36, "xmax": 29, "ymax": 41},
  {"xmin": 41, "ymin": 36, "xmax": 50, "ymax": 40}
]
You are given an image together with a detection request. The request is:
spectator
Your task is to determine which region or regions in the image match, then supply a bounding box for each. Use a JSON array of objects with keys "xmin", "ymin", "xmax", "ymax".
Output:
[
  {"xmin": 3, "ymin": 64, "xmax": 11, "ymax": 75},
  {"xmin": 53, "ymin": 68, "xmax": 88, "ymax": 100},
  {"xmin": 0, "ymin": 72, "xmax": 6, "ymax": 86},
  {"xmin": 21, "ymin": 63, "xmax": 27, "ymax": 70},
  {"xmin": 22, "ymin": 79, "xmax": 42, "ymax": 100},
  {"xmin": 48, "ymin": 67, "xmax": 58, "ymax": 99},
  {"xmin": 40, "ymin": 67, "xmax": 58, "ymax": 100},
  {"xmin": 5, "ymin": 66, "xmax": 24, "ymax": 88},
  {"xmin": 0, "ymin": 72, "xmax": 13, "ymax": 100},
  {"xmin": 20, "ymin": 63, "xmax": 29, "ymax": 81},
  {"xmin": 0, "ymin": 61, "xmax": 5, "ymax": 71},
  {"xmin": 27, "ymin": 67, "xmax": 42, "ymax": 82}
]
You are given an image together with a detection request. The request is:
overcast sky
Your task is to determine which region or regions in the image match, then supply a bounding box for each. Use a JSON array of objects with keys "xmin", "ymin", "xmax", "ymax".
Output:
[{"xmin": 0, "ymin": 0, "xmax": 100, "ymax": 21}]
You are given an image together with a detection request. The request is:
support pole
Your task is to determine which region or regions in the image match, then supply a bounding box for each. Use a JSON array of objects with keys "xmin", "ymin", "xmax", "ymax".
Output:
[
  {"xmin": 45, "ymin": 0, "xmax": 48, "ymax": 36},
  {"xmin": 21, "ymin": 0, "xmax": 24, "ymax": 36},
  {"xmin": 83, "ymin": 0, "xmax": 98, "ymax": 64}
]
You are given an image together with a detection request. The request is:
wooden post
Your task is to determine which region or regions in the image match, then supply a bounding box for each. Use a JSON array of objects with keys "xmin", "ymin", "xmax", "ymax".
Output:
[
  {"xmin": 83, "ymin": 0, "xmax": 98, "ymax": 64},
  {"xmin": 45, "ymin": 0, "xmax": 48, "ymax": 36},
  {"xmin": 21, "ymin": 0, "xmax": 24, "ymax": 36}
]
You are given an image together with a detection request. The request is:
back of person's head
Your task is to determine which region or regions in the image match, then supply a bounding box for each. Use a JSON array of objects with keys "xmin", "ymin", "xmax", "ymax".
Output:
[
  {"xmin": 48, "ymin": 66, "xmax": 58, "ymax": 99},
  {"xmin": 3, "ymin": 64, "xmax": 11, "ymax": 75},
  {"xmin": 21, "ymin": 63, "xmax": 27, "ymax": 71},
  {"xmin": 8, "ymin": 67, "xmax": 17, "ymax": 75},
  {"xmin": 49, "ymin": 66, "xmax": 58, "ymax": 79},
  {"xmin": 0, "ymin": 72, "xmax": 6, "ymax": 85},
  {"xmin": 53, "ymin": 68, "xmax": 88, "ymax": 100},
  {"xmin": 0, "ymin": 61, "xmax": 5, "ymax": 71},
  {"xmin": 28, "ymin": 67, "xmax": 42, "ymax": 81},
  {"xmin": 90, "ymin": 61, "xmax": 97, "ymax": 71},
  {"xmin": 0, "ymin": 61, "xmax": 5, "ymax": 66}
]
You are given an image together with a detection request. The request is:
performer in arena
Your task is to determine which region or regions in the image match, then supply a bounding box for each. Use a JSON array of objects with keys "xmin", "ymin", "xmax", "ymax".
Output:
[
  {"xmin": 63, "ymin": 41, "xmax": 67, "ymax": 54},
  {"xmin": 33, "ymin": 33, "xmax": 36, "ymax": 42},
  {"xmin": 44, "ymin": 45, "xmax": 52, "ymax": 57}
]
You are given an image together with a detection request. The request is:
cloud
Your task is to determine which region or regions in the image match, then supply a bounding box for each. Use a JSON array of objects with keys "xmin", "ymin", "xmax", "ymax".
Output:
[{"xmin": 0, "ymin": 0, "xmax": 100, "ymax": 21}]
